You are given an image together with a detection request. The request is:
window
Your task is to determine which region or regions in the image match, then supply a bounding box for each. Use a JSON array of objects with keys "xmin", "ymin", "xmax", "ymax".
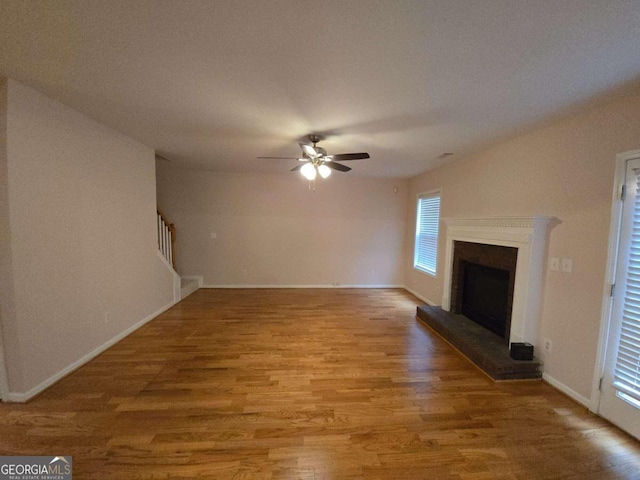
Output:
[
  {"xmin": 613, "ymin": 166, "xmax": 640, "ymax": 408},
  {"xmin": 414, "ymin": 191, "xmax": 441, "ymax": 276}
]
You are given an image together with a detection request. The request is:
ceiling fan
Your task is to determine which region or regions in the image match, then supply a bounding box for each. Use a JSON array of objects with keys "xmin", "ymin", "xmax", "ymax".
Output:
[{"xmin": 258, "ymin": 134, "xmax": 370, "ymax": 180}]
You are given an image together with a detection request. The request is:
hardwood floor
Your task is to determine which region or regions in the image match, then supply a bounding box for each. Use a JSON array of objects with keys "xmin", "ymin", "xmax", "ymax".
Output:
[{"xmin": 1, "ymin": 288, "xmax": 640, "ymax": 479}]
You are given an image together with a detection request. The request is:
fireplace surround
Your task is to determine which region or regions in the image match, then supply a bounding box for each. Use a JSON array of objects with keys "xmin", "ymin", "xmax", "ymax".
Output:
[{"xmin": 441, "ymin": 217, "xmax": 555, "ymax": 348}]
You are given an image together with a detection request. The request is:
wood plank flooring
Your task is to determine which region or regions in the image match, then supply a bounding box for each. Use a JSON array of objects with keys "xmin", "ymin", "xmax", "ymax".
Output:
[{"xmin": 1, "ymin": 288, "xmax": 640, "ymax": 479}]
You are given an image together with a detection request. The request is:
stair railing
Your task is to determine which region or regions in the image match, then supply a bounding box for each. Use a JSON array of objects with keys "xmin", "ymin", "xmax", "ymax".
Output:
[{"xmin": 157, "ymin": 209, "xmax": 176, "ymax": 269}]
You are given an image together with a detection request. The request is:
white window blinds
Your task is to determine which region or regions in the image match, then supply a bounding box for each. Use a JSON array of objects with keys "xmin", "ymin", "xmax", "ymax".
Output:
[
  {"xmin": 414, "ymin": 192, "xmax": 441, "ymax": 275},
  {"xmin": 614, "ymin": 170, "xmax": 640, "ymax": 405}
]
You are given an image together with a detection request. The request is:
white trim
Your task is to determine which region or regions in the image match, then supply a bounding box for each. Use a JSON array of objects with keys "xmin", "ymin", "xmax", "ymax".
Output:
[
  {"xmin": 181, "ymin": 275, "xmax": 203, "ymax": 288},
  {"xmin": 441, "ymin": 216, "xmax": 556, "ymax": 347},
  {"xmin": 592, "ymin": 149, "xmax": 640, "ymax": 413},
  {"xmin": 200, "ymin": 284, "xmax": 436, "ymax": 308},
  {"xmin": 0, "ymin": 283, "xmax": 597, "ymax": 405},
  {"xmin": 4, "ymin": 299, "xmax": 177, "ymax": 403},
  {"xmin": 0, "ymin": 320, "xmax": 9, "ymax": 401},
  {"xmin": 156, "ymin": 250, "xmax": 181, "ymax": 303},
  {"xmin": 197, "ymin": 284, "xmax": 435, "ymax": 306},
  {"xmin": 444, "ymin": 217, "xmax": 551, "ymax": 229},
  {"xmin": 201, "ymin": 284, "xmax": 405, "ymax": 289},
  {"xmin": 180, "ymin": 275, "xmax": 202, "ymax": 299},
  {"xmin": 412, "ymin": 267, "xmax": 437, "ymax": 278},
  {"xmin": 543, "ymin": 373, "xmax": 591, "ymax": 409},
  {"xmin": 403, "ymin": 286, "xmax": 437, "ymax": 306}
]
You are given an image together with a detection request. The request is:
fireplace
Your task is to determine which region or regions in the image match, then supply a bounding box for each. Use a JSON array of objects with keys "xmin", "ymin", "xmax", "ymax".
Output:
[
  {"xmin": 416, "ymin": 217, "xmax": 555, "ymax": 379},
  {"xmin": 449, "ymin": 242, "xmax": 518, "ymax": 341},
  {"xmin": 441, "ymin": 217, "xmax": 555, "ymax": 347}
]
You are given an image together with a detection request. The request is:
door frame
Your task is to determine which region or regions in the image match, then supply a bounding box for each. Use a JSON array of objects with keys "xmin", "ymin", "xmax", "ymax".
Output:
[
  {"xmin": 0, "ymin": 320, "xmax": 8, "ymax": 401},
  {"xmin": 591, "ymin": 149, "xmax": 640, "ymax": 413}
]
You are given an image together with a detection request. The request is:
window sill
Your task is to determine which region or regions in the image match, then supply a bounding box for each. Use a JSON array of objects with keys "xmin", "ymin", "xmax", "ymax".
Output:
[{"xmin": 414, "ymin": 266, "xmax": 436, "ymax": 278}]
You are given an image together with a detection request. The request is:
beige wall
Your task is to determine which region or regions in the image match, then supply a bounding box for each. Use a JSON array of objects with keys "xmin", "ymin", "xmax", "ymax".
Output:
[
  {"xmin": 405, "ymin": 86, "xmax": 640, "ymax": 402},
  {"xmin": 156, "ymin": 166, "xmax": 408, "ymax": 287},
  {"xmin": 0, "ymin": 79, "xmax": 175, "ymax": 397},
  {"xmin": 2, "ymin": 72, "xmax": 633, "ymax": 406}
]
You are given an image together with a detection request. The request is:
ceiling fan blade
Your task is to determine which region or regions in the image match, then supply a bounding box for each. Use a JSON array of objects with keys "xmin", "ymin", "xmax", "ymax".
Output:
[
  {"xmin": 258, "ymin": 156, "xmax": 300, "ymax": 160},
  {"xmin": 327, "ymin": 152, "xmax": 370, "ymax": 161},
  {"xmin": 325, "ymin": 161, "xmax": 351, "ymax": 172},
  {"xmin": 299, "ymin": 143, "xmax": 317, "ymax": 158},
  {"xmin": 291, "ymin": 163, "xmax": 305, "ymax": 171}
]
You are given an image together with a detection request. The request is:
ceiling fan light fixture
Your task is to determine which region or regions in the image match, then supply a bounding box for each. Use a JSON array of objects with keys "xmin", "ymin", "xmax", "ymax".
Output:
[
  {"xmin": 300, "ymin": 162, "xmax": 317, "ymax": 180},
  {"xmin": 317, "ymin": 164, "xmax": 331, "ymax": 178},
  {"xmin": 300, "ymin": 143, "xmax": 317, "ymax": 159},
  {"xmin": 259, "ymin": 134, "xmax": 369, "ymax": 180}
]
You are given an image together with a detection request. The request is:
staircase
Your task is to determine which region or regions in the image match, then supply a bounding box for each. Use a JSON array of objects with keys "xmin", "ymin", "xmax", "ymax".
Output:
[
  {"xmin": 157, "ymin": 209, "xmax": 200, "ymax": 300},
  {"xmin": 157, "ymin": 209, "xmax": 176, "ymax": 268}
]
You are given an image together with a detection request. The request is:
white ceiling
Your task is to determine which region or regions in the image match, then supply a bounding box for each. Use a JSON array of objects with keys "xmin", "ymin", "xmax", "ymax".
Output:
[{"xmin": 2, "ymin": 1, "xmax": 640, "ymax": 177}]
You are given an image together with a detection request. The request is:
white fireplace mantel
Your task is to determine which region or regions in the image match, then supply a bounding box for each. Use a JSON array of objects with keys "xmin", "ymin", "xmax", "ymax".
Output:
[{"xmin": 442, "ymin": 216, "xmax": 556, "ymax": 347}]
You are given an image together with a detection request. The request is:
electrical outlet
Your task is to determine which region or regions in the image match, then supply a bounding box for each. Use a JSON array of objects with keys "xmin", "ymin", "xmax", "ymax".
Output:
[
  {"xmin": 550, "ymin": 257, "xmax": 560, "ymax": 271},
  {"xmin": 242, "ymin": 269, "xmax": 248, "ymax": 277},
  {"xmin": 543, "ymin": 338, "xmax": 552, "ymax": 354}
]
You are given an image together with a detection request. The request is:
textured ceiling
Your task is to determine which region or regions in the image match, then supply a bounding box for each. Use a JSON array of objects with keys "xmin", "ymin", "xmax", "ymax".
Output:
[{"xmin": 2, "ymin": 0, "xmax": 640, "ymax": 177}]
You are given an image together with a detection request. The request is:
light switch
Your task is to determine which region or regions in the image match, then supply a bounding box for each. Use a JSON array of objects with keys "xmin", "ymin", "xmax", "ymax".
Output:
[
  {"xmin": 550, "ymin": 257, "xmax": 560, "ymax": 271},
  {"xmin": 561, "ymin": 258, "xmax": 572, "ymax": 273}
]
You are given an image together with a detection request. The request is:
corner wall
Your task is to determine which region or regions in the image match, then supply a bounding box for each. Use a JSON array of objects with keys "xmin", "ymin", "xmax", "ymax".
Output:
[
  {"xmin": 1, "ymin": 79, "xmax": 175, "ymax": 399},
  {"xmin": 405, "ymin": 85, "xmax": 640, "ymax": 404},
  {"xmin": 156, "ymin": 166, "xmax": 408, "ymax": 287}
]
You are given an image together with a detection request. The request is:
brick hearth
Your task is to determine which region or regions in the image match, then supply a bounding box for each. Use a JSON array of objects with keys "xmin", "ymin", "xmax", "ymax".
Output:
[{"xmin": 416, "ymin": 305, "xmax": 542, "ymax": 380}]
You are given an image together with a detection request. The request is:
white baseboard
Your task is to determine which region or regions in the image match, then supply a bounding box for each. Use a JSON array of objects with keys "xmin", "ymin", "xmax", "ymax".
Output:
[
  {"xmin": 542, "ymin": 372, "xmax": 591, "ymax": 409},
  {"xmin": 402, "ymin": 286, "xmax": 438, "ymax": 306},
  {"xmin": 201, "ymin": 284, "xmax": 405, "ymax": 289},
  {"xmin": 181, "ymin": 275, "xmax": 203, "ymax": 287},
  {"xmin": 199, "ymin": 283, "xmax": 437, "ymax": 307},
  {"xmin": 4, "ymin": 284, "xmax": 592, "ymax": 410},
  {"xmin": 180, "ymin": 275, "xmax": 202, "ymax": 299},
  {"xmin": 5, "ymin": 299, "xmax": 178, "ymax": 403},
  {"xmin": 0, "ymin": 283, "xmax": 443, "ymax": 401}
]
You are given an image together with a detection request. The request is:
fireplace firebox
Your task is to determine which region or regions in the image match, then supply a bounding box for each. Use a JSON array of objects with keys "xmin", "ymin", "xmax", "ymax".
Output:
[
  {"xmin": 450, "ymin": 241, "xmax": 518, "ymax": 342},
  {"xmin": 460, "ymin": 261, "xmax": 510, "ymax": 337}
]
